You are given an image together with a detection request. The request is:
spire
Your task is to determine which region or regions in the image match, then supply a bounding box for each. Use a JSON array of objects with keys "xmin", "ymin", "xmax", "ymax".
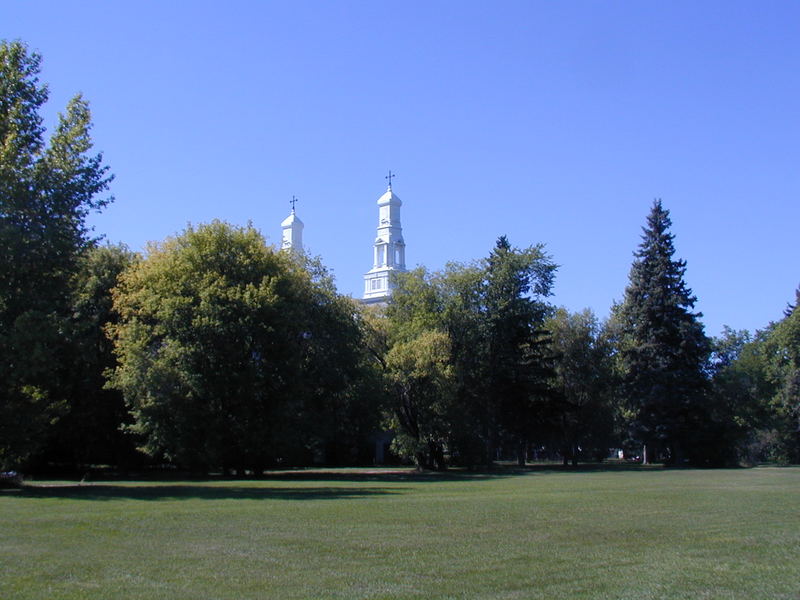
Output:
[
  {"xmin": 281, "ymin": 195, "xmax": 303, "ymax": 252},
  {"xmin": 363, "ymin": 175, "xmax": 406, "ymax": 304}
]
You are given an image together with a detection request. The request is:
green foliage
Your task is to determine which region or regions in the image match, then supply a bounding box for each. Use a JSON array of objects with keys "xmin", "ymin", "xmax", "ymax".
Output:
[
  {"xmin": 707, "ymin": 288, "xmax": 800, "ymax": 465},
  {"xmin": 708, "ymin": 327, "xmax": 771, "ymax": 463},
  {"xmin": 760, "ymin": 288, "xmax": 800, "ymax": 461},
  {"xmin": 481, "ymin": 236, "xmax": 557, "ymax": 464},
  {"xmin": 547, "ymin": 308, "xmax": 617, "ymax": 464},
  {"xmin": 34, "ymin": 244, "xmax": 141, "ymax": 469},
  {"xmin": 107, "ymin": 222, "xmax": 371, "ymax": 471},
  {"xmin": 386, "ymin": 236, "xmax": 558, "ymax": 467},
  {"xmin": 615, "ymin": 200, "xmax": 712, "ymax": 465},
  {"xmin": 385, "ymin": 330, "xmax": 454, "ymax": 470},
  {"xmin": 0, "ymin": 40, "xmax": 112, "ymax": 469}
]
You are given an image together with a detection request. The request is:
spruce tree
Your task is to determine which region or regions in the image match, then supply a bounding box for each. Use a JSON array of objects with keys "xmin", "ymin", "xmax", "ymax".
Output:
[
  {"xmin": 482, "ymin": 236, "xmax": 556, "ymax": 466},
  {"xmin": 617, "ymin": 200, "xmax": 710, "ymax": 465}
]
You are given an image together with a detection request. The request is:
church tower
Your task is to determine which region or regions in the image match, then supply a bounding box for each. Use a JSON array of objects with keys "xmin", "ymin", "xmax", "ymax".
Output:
[
  {"xmin": 281, "ymin": 196, "xmax": 303, "ymax": 253},
  {"xmin": 363, "ymin": 171, "xmax": 406, "ymax": 304}
]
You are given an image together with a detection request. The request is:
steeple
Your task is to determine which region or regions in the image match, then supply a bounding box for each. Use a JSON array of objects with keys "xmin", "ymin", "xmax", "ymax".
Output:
[
  {"xmin": 363, "ymin": 172, "xmax": 406, "ymax": 304},
  {"xmin": 281, "ymin": 195, "xmax": 303, "ymax": 252}
]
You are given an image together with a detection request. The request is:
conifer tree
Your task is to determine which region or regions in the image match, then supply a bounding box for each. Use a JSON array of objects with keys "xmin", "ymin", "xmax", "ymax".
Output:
[
  {"xmin": 616, "ymin": 200, "xmax": 710, "ymax": 464},
  {"xmin": 481, "ymin": 236, "xmax": 556, "ymax": 465}
]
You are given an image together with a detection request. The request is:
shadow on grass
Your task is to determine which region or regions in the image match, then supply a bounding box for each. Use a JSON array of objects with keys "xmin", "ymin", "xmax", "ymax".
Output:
[
  {"xmin": 9, "ymin": 462, "xmax": 732, "ymax": 501},
  {"xmin": 13, "ymin": 484, "xmax": 404, "ymax": 502},
  {"xmin": 257, "ymin": 462, "xmax": 674, "ymax": 482},
  {"xmin": 255, "ymin": 469, "xmax": 521, "ymax": 483}
]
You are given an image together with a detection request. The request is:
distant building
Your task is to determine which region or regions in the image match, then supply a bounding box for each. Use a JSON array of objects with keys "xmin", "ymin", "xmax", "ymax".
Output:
[
  {"xmin": 362, "ymin": 173, "xmax": 407, "ymax": 305},
  {"xmin": 281, "ymin": 196, "xmax": 303, "ymax": 253},
  {"xmin": 278, "ymin": 174, "xmax": 408, "ymax": 305}
]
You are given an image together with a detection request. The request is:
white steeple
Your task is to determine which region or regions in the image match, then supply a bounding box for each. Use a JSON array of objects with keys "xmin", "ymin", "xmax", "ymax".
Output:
[
  {"xmin": 363, "ymin": 171, "xmax": 406, "ymax": 304},
  {"xmin": 281, "ymin": 196, "xmax": 303, "ymax": 252}
]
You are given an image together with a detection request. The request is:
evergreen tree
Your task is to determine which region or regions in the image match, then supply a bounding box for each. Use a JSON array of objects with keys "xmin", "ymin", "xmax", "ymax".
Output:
[
  {"xmin": 0, "ymin": 41, "xmax": 112, "ymax": 469},
  {"xmin": 481, "ymin": 236, "xmax": 557, "ymax": 465},
  {"xmin": 616, "ymin": 200, "xmax": 710, "ymax": 465}
]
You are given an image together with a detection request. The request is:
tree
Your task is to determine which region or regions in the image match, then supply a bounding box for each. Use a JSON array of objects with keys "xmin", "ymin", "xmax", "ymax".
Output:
[
  {"xmin": 373, "ymin": 267, "xmax": 457, "ymax": 469},
  {"xmin": 386, "ymin": 237, "xmax": 557, "ymax": 467},
  {"xmin": 615, "ymin": 200, "xmax": 711, "ymax": 465},
  {"xmin": 285, "ymin": 255, "xmax": 382, "ymax": 466},
  {"xmin": 107, "ymin": 222, "xmax": 368, "ymax": 472},
  {"xmin": 761, "ymin": 287, "xmax": 800, "ymax": 461},
  {"xmin": 385, "ymin": 330, "xmax": 454, "ymax": 470},
  {"xmin": 480, "ymin": 236, "xmax": 557, "ymax": 465},
  {"xmin": 547, "ymin": 308, "xmax": 617, "ymax": 465},
  {"xmin": 35, "ymin": 244, "xmax": 141, "ymax": 470},
  {"xmin": 0, "ymin": 41, "xmax": 112, "ymax": 469}
]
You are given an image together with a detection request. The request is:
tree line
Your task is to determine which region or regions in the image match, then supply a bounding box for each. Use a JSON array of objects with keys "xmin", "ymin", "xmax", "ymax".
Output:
[{"xmin": 2, "ymin": 41, "xmax": 798, "ymax": 473}]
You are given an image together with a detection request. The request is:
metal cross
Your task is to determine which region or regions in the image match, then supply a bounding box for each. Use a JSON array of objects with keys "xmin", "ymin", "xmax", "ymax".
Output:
[
  {"xmin": 385, "ymin": 170, "xmax": 395, "ymax": 188},
  {"xmin": 290, "ymin": 195, "xmax": 298, "ymax": 212}
]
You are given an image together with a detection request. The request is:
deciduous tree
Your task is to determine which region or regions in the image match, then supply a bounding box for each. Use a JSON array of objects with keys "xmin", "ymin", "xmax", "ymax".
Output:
[
  {"xmin": 0, "ymin": 41, "xmax": 112, "ymax": 469},
  {"xmin": 35, "ymin": 244, "xmax": 140, "ymax": 470},
  {"xmin": 761, "ymin": 287, "xmax": 800, "ymax": 461},
  {"xmin": 107, "ymin": 222, "xmax": 366, "ymax": 472},
  {"xmin": 547, "ymin": 308, "xmax": 617, "ymax": 465},
  {"xmin": 385, "ymin": 330, "xmax": 454, "ymax": 470}
]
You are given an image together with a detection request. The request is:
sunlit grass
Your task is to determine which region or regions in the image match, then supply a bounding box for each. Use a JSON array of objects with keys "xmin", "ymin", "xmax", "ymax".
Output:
[{"xmin": 2, "ymin": 466, "xmax": 799, "ymax": 599}]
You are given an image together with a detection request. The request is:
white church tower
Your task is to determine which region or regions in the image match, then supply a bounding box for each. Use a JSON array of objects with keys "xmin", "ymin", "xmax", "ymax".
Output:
[
  {"xmin": 281, "ymin": 196, "xmax": 303, "ymax": 253},
  {"xmin": 363, "ymin": 171, "xmax": 406, "ymax": 304}
]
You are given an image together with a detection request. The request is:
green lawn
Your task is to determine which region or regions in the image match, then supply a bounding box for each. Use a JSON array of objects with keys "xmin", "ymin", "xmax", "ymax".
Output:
[{"xmin": 2, "ymin": 466, "xmax": 799, "ymax": 599}]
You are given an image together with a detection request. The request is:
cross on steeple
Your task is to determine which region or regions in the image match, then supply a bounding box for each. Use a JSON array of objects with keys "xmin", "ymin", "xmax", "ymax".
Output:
[
  {"xmin": 385, "ymin": 170, "xmax": 395, "ymax": 190},
  {"xmin": 290, "ymin": 195, "xmax": 299, "ymax": 213}
]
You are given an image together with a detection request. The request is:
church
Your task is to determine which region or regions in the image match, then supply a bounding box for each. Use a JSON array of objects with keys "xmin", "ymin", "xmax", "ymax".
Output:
[{"xmin": 280, "ymin": 172, "xmax": 407, "ymax": 305}]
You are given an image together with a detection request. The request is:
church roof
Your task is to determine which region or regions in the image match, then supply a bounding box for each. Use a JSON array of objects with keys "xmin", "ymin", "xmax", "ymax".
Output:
[
  {"xmin": 281, "ymin": 211, "xmax": 303, "ymax": 228},
  {"xmin": 377, "ymin": 186, "xmax": 402, "ymax": 207}
]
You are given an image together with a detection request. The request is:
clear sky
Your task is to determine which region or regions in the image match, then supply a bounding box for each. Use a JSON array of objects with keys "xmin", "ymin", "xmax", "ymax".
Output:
[{"xmin": 5, "ymin": 1, "xmax": 799, "ymax": 337}]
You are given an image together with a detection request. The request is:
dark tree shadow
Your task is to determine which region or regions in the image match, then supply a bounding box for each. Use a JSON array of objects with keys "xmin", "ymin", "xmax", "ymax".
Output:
[
  {"xmin": 8, "ymin": 467, "xmax": 524, "ymax": 500},
  {"xmin": 252, "ymin": 463, "xmax": 666, "ymax": 482},
  {"xmin": 13, "ymin": 484, "xmax": 404, "ymax": 502},
  {"xmin": 255, "ymin": 468, "xmax": 520, "ymax": 483},
  {"xmin": 6, "ymin": 462, "xmax": 730, "ymax": 501}
]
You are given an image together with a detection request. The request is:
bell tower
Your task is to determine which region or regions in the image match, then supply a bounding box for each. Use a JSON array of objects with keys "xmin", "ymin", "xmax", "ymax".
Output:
[
  {"xmin": 281, "ymin": 195, "xmax": 303, "ymax": 253},
  {"xmin": 363, "ymin": 171, "xmax": 406, "ymax": 304}
]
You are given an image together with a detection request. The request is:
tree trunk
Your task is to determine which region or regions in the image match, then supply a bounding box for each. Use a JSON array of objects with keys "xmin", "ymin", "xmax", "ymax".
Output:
[
  {"xmin": 414, "ymin": 451, "xmax": 427, "ymax": 471},
  {"xmin": 642, "ymin": 444, "xmax": 648, "ymax": 465}
]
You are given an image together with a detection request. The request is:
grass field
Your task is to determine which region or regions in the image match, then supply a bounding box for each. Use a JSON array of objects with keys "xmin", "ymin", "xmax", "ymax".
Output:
[{"xmin": 2, "ymin": 466, "xmax": 799, "ymax": 599}]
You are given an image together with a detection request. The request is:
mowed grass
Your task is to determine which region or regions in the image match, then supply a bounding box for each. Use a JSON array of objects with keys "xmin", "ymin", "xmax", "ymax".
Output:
[{"xmin": 2, "ymin": 466, "xmax": 799, "ymax": 599}]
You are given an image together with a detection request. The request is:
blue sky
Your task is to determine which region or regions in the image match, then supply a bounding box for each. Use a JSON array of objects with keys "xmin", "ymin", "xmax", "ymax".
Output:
[{"xmin": 5, "ymin": 1, "xmax": 799, "ymax": 337}]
